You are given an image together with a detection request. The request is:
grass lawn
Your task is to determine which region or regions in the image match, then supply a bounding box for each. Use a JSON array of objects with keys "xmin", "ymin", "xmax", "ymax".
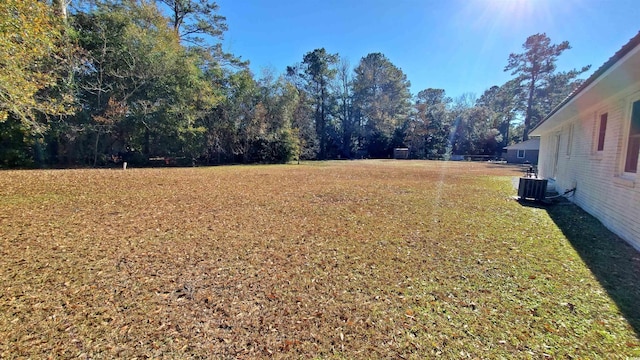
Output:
[{"xmin": 1, "ymin": 160, "xmax": 639, "ymax": 359}]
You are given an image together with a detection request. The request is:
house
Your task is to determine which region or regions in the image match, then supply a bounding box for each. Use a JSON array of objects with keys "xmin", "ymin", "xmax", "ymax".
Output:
[
  {"xmin": 503, "ymin": 138, "xmax": 540, "ymax": 164},
  {"xmin": 530, "ymin": 31, "xmax": 640, "ymax": 250}
]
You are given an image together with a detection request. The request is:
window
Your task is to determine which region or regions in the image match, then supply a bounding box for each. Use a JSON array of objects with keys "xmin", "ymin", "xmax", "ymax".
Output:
[
  {"xmin": 552, "ymin": 133, "xmax": 561, "ymax": 178},
  {"xmin": 517, "ymin": 149, "xmax": 525, "ymax": 158},
  {"xmin": 566, "ymin": 124, "xmax": 574, "ymax": 156},
  {"xmin": 597, "ymin": 113, "xmax": 607, "ymax": 152},
  {"xmin": 624, "ymin": 100, "xmax": 640, "ymax": 173}
]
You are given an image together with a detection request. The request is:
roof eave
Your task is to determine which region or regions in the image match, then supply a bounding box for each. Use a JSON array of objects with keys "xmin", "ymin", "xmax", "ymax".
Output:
[{"xmin": 531, "ymin": 31, "xmax": 640, "ymax": 136}]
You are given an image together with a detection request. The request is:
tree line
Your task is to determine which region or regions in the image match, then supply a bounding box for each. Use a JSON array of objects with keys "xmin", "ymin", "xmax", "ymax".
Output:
[{"xmin": 0, "ymin": 0, "xmax": 590, "ymax": 167}]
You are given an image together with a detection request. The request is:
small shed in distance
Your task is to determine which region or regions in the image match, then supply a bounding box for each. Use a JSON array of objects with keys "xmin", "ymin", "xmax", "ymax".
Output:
[
  {"xmin": 393, "ymin": 148, "xmax": 409, "ymax": 159},
  {"xmin": 503, "ymin": 138, "xmax": 540, "ymax": 164}
]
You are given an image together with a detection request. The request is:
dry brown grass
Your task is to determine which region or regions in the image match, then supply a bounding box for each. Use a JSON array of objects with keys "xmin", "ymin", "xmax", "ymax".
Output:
[{"xmin": 1, "ymin": 160, "xmax": 639, "ymax": 359}]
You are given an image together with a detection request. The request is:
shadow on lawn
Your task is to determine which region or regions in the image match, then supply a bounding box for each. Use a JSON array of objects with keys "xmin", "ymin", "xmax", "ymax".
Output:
[{"xmin": 545, "ymin": 203, "xmax": 640, "ymax": 337}]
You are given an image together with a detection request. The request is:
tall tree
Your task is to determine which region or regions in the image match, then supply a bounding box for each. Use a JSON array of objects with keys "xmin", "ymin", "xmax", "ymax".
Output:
[
  {"xmin": 352, "ymin": 53, "xmax": 411, "ymax": 157},
  {"xmin": 334, "ymin": 57, "xmax": 355, "ymax": 158},
  {"xmin": 223, "ymin": 70, "xmax": 261, "ymax": 162},
  {"xmin": 296, "ymin": 48, "xmax": 338, "ymax": 159},
  {"xmin": 405, "ymin": 88, "xmax": 451, "ymax": 158},
  {"xmin": 255, "ymin": 73, "xmax": 302, "ymax": 162},
  {"xmin": 537, "ymin": 68, "xmax": 588, "ymax": 119},
  {"xmin": 73, "ymin": 0, "xmax": 218, "ymax": 165},
  {"xmin": 285, "ymin": 66, "xmax": 317, "ymax": 160},
  {"xmin": 158, "ymin": 0, "xmax": 246, "ymax": 69},
  {"xmin": 443, "ymin": 93, "xmax": 502, "ymax": 157},
  {"xmin": 159, "ymin": 0, "xmax": 226, "ymax": 44},
  {"xmin": 449, "ymin": 93, "xmax": 477, "ymax": 156},
  {"xmin": 505, "ymin": 33, "xmax": 589, "ymax": 140},
  {"xmin": 476, "ymin": 79, "xmax": 519, "ymax": 146}
]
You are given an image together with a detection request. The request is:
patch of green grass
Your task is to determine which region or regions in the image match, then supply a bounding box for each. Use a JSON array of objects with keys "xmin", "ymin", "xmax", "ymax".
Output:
[{"xmin": 0, "ymin": 161, "xmax": 638, "ymax": 358}]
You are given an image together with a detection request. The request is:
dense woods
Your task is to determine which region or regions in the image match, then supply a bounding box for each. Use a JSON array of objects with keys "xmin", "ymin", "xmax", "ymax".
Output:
[{"xmin": 1, "ymin": 0, "xmax": 590, "ymax": 168}]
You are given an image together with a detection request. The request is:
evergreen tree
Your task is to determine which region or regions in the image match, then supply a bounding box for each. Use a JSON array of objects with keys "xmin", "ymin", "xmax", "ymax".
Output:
[
  {"xmin": 505, "ymin": 33, "xmax": 590, "ymax": 140},
  {"xmin": 295, "ymin": 48, "xmax": 339, "ymax": 159},
  {"xmin": 352, "ymin": 53, "xmax": 411, "ymax": 158}
]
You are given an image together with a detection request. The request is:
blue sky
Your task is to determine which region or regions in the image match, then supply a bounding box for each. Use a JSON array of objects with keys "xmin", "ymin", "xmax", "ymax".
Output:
[{"xmin": 216, "ymin": 0, "xmax": 639, "ymax": 99}]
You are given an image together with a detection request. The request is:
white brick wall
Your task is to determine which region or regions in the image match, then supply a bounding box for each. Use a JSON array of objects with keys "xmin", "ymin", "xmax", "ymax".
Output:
[{"xmin": 537, "ymin": 87, "xmax": 640, "ymax": 250}]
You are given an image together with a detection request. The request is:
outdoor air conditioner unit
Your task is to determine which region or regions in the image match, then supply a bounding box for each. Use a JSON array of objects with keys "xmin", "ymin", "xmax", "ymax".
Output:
[{"xmin": 518, "ymin": 177, "xmax": 548, "ymax": 201}]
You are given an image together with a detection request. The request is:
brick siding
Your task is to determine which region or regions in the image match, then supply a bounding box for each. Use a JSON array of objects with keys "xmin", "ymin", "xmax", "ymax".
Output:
[{"xmin": 538, "ymin": 88, "xmax": 640, "ymax": 250}]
